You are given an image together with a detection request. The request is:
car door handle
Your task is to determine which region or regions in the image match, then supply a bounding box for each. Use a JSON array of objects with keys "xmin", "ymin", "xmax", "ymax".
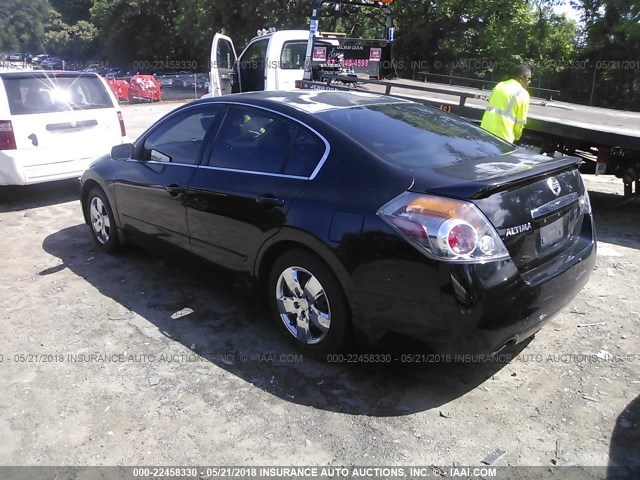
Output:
[
  {"xmin": 165, "ymin": 184, "xmax": 185, "ymax": 196},
  {"xmin": 256, "ymin": 196, "xmax": 285, "ymax": 208}
]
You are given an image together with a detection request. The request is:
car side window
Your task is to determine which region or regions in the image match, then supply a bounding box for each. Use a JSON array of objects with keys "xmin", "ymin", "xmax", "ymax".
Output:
[
  {"xmin": 209, "ymin": 107, "xmax": 297, "ymax": 174},
  {"xmin": 141, "ymin": 106, "xmax": 223, "ymax": 165},
  {"xmin": 284, "ymin": 129, "xmax": 326, "ymax": 177},
  {"xmin": 280, "ymin": 42, "xmax": 307, "ymax": 69},
  {"xmin": 217, "ymin": 39, "xmax": 235, "ymax": 69}
]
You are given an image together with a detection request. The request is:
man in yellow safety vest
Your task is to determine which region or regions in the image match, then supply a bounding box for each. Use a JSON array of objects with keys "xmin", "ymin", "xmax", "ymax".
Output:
[{"xmin": 480, "ymin": 65, "xmax": 532, "ymax": 143}]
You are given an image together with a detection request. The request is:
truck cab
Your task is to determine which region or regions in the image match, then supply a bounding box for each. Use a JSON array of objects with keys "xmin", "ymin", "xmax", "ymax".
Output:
[{"xmin": 210, "ymin": 30, "xmax": 315, "ymax": 96}]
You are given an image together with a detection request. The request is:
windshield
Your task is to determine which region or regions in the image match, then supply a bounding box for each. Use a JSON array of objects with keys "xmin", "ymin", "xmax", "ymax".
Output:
[
  {"xmin": 2, "ymin": 74, "xmax": 114, "ymax": 115},
  {"xmin": 318, "ymin": 102, "xmax": 515, "ymax": 167}
]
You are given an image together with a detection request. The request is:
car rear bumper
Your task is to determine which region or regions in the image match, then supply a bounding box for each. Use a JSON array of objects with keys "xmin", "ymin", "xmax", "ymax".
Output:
[
  {"xmin": 0, "ymin": 151, "xmax": 100, "ymax": 185},
  {"xmin": 348, "ymin": 225, "xmax": 596, "ymax": 355}
]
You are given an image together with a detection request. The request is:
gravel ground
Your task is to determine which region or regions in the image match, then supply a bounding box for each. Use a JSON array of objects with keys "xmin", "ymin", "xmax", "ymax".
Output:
[{"xmin": 0, "ymin": 102, "xmax": 638, "ymax": 474}]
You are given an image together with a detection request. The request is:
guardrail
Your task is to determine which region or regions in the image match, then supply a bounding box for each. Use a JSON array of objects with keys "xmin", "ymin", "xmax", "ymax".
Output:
[
  {"xmin": 417, "ymin": 72, "xmax": 560, "ymax": 101},
  {"xmin": 315, "ymin": 74, "xmax": 486, "ymax": 107}
]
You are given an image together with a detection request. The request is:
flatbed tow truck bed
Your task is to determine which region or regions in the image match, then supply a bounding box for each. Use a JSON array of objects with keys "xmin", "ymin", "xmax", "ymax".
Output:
[{"xmin": 351, "ymin": 78, "xmax": 640, "ymax": 150}]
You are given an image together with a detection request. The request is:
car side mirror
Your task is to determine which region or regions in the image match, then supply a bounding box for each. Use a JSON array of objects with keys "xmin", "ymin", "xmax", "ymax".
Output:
[{"xmin": 111, "ymin": 143, "xmax": 133, "ymax": 160}]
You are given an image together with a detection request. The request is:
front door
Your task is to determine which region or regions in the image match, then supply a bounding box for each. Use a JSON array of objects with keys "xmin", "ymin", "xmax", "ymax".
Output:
[
  {"xmin": 114, "ymin": 105, "xmax": 225, "ymax": 254},
  {"xmin": 210, "ymin": 33, "xmax": 237, "ymax": 96},
  {"xmin": 237, "ymin": 38, "xmax": 269, "ymax": 92}
]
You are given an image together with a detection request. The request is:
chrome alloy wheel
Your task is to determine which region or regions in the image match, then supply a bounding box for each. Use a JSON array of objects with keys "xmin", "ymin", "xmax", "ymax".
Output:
[
  {"xmin": 275, "ymin": 266, "xmax": 331, "ymax": 345},
  {"xmin": 89, "ymin": 196, "xmax": 111, "ymax": 245}
]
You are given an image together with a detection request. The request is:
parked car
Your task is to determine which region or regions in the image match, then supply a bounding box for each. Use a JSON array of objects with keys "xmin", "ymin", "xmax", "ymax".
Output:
[
  {"xmin": 79, "ymin": 91, "xmax": 596, "ymax": 358},
  {"xmin": 106, "ymin": 77, "xmax": 130, "ymax": 102},
  {"xmin": 41, "ymin": 57, "xmax": 64, "ymax": 69},
  {"xmin": 0, "ymin": 71, "xmax": 128, "ymax": 186},
  {"xmin": 8, "ymin": 53, "xmax": 24, "ymax": 62},
  {"xmin": 154, "ymin": 72, "xmax": 174, "ymax": 88},
  {"xmin": 173, "ymin": 71, "xmax": 208, "ymax": 89},
  {"xmin": 128, "ymin": 75, "xmax": 161, "ymax": 102},
  {"xmin": 32, "ymin": 54, "xmax": 50, "ymax": 65}
]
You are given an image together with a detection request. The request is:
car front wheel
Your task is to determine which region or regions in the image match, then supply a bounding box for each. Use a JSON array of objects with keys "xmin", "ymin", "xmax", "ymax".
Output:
[
  {"xmin": 268, "ymin": 250, "xmax": 350, "ymax": 358},
  {"xmin": 87, "ymin": 187, "xmax": 120, "ymax": 253}
]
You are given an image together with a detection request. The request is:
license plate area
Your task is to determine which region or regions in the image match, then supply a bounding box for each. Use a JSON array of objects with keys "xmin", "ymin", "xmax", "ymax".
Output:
[{"xmin": 540, "ymin": 217, "xmax": 565, "ymax": 248}]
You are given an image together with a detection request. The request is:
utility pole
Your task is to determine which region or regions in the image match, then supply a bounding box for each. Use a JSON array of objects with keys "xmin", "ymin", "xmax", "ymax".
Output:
[{"xmin": 589, "ymin": 66, "xmax": 597, "ymax": 106}]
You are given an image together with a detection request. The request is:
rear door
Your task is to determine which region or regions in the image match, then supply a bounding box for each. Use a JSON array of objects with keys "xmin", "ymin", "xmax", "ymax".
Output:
[
  {"xmin": 210, "ymin": 33, "xmax": 237, "ymax": 96},
  {"xmin": 185, "ymin": 105, "xmax": 327, "ymax": 273},
  {"xmin": 2, "ymin": 73, "xmax": 123, "ymax": 164}
]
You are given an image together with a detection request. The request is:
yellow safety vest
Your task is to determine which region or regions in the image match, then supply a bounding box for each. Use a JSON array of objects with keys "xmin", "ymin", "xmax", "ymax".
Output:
[{"xmin": 480, "ymin": 79, "xmax": 530, "ymax": 143}]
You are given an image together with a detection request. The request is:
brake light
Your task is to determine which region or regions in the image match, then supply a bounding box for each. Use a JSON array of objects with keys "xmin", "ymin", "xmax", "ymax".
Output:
[
  {"xmin": 579, "ymin": 188, "xmax": 592, "ymax": 215},
  {"xmin": 117, "ymin": 111, "xmax": 126, "ymax": 137},
  {"xmin": 0, "ymin": 120, "xmax": 17, "ymax": 150},
  {"xmin": 378, "ymin": 192, "xmax": 509, "ymax": 263},
  {"xmin": 442, "ymin": 220, "xmax": 478, "ymax": 255}
]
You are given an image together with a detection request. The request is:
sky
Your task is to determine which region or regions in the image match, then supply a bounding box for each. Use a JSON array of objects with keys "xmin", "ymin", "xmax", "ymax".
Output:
[{"xmin": 553, "ymin": 1, "xmax": 583, "ymax": 23}]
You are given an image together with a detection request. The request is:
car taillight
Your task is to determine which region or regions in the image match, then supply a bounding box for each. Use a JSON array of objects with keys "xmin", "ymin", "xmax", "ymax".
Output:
[
  {"xmin": 579, "ymin": 191, "xmax": 592, "ymax": 215},
  {"xmin": 0, "ymin": 120, "xmax": 17, "ymax": 150},
  {"xmin": 117, "ymin": 111, "xmax": 126, "ymax": 137},
  {"xmin": 378, "ymin": 192, "xmax": 509, "ymax": 263}
]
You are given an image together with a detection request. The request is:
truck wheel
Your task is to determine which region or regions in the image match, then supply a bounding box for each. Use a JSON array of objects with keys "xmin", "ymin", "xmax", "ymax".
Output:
[
  {"xmin": 268, "ymin": 250, "xmax": 351, "ymax": 359},
  {"xmin": 86, "ymin": 187, "xmax": 121, "ymax": 253}
]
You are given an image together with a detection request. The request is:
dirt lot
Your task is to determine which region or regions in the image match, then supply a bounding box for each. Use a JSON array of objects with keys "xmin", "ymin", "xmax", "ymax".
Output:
[{"xmin": 0, "ymin": 101, "xmax": 638, "ymax": 474}]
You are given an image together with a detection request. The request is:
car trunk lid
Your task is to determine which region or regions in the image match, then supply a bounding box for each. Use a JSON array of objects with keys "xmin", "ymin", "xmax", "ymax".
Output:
[{"xmin": 410, "ymin": 152, "xmax": 589, "ymax": 273}]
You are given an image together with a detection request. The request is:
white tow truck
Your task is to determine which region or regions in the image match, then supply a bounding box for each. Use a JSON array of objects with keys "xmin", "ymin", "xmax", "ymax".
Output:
[{"xmin": 210, "ymin": 30, "xmax": 313, "ymax": 96}]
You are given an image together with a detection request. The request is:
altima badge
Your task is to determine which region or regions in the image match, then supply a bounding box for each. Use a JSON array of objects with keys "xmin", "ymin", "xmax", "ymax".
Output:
[
  {"xmin": 505, "ymin": 222, "xmax": 532, "ymax": 237},
  {"xmin": 548, "ymin": 177, "xmax": 561, "ymax": 196}
]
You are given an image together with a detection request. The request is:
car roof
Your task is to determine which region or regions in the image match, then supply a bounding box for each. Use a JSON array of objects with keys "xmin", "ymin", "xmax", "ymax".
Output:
[
  {"xmin": 0, "ymin": 70, "xmax": 99, "ymax": 78},
  {"xmin": 199, "ymin": 90, "xmax": 411, "ymax": 114}
]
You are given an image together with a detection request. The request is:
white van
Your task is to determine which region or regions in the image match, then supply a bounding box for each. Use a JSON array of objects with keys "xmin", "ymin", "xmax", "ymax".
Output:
[{"xmin": 0, "ymin": 71, "xmax": 127, "ymax": 186}]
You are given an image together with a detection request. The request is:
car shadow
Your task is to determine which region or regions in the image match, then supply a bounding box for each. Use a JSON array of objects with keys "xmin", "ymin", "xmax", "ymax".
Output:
[
  {"xmin": 44, "ymin": 224, "xmax": 526, "ymax": 417},
  {"xmin": 607, "ymin": 395, "xmax": 640, "ymax": 479},
  {"xmin": 0, "ymin": 179, "xmax": 80, "ymax": 213},
  {"xmin": 587, "ymin": 189, "xmax": 640, "ymax": 250}
]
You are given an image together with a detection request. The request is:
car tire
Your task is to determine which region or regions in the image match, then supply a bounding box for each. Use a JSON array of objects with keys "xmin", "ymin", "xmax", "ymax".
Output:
[
  {"xmin": 268, "ymin": 249, "xmax": 351, "ymax": 359},
  {"xmin": 86, "ymin": 187, "xmax": 121, "ymax": 253}
]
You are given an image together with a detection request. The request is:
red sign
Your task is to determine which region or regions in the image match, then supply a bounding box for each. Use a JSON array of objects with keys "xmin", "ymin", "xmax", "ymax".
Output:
[
  {"xmin": 369, "ymin": 48, "xmax": 382, "ymax": 61},
  {"xmin": 312, "ymin": 47, "xmax": 327, "ymax": 62}
]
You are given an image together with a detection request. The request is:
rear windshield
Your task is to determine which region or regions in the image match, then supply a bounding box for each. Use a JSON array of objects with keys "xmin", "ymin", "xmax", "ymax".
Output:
[
  {"xmin": 317, "ymin": 102, "xmax": 514, "ymax": 166},
  {"xmin": 2, "ymin": 74, "xmax": 114, "ymax": 115}
]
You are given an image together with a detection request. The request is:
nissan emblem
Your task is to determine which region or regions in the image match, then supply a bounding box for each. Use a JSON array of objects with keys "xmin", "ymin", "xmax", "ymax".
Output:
[{"xmin": 547, "ymin": 177, "xmax": 561, "ymax": 196}]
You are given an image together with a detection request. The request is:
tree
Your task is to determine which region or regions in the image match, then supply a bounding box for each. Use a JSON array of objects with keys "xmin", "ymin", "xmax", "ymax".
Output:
[
  {"xmin": 90, "ymin": 0, "xmax": 181, "ymax": 65},
  {"xmin": 49, "ymin": 0, "xmax": 92, "ymax": 23},
  {"xmin": 0, "ymin": 0, "xmax": 51, "ymax": 52},
  {"xmin": 43, "ymin": 10, "xmax": 97, "ymax": 58},
  {"xmin": 573, "ymin": 0, "xmax": 640, "ymax": 107}
]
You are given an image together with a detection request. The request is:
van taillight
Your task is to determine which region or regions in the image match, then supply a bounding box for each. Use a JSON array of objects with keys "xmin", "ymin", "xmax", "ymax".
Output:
[
  {"xmin": 0, "ymin": 120, "xmax": 17, "ymax": 150},
  {"xmin": 117, "ymin": 111, "xmax": 126, "ymax": 137}
]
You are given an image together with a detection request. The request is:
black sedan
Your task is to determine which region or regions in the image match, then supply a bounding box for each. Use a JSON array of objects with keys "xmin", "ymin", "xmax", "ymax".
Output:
[{"xmin": 80, "ymin": 91, "xmax": 596, "ymax": 358}]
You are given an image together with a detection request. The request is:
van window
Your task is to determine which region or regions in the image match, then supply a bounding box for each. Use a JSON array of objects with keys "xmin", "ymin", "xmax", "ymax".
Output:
[{"xmin": 2, "ymin": 74, "xmax": 114, "ymax": 115}]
